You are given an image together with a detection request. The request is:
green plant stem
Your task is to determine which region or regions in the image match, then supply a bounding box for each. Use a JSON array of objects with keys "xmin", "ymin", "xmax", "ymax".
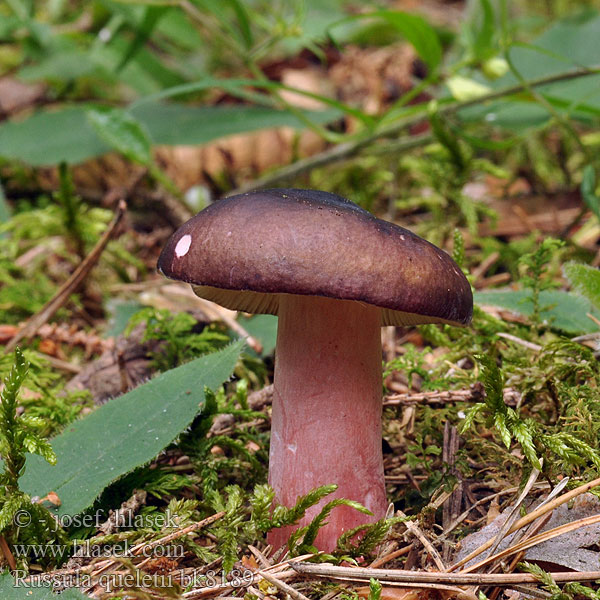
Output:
[{"xmin": 228, "ymin": 65, "xmax": 600, "ymax": 195}]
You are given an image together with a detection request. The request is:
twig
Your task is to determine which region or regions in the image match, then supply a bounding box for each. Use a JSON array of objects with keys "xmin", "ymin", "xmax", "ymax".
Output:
[
  {"xmin": 384, "ymin": 384, "xmax": 521, "ymax": 407},
  {"xmin": 39, "ymin": 355, "xmax": 82, "ymax": 374},
  {"xmin": 248, "ymin": 544, "xmax": 272, "ymax": 569},
  {"xmin": 5, "ymin": 200, "xmax": 127, "ymax": 353},
  {"xmin": 497, "ymin": 332, "xmax": 542, "ymax": 351},
  {"xmin": 471, "ymin": 251, "xmax": 500, "ymax": 283},
  {"xmin": 0, "ymin": 534, "xmax": 16, "ymax": 571},
  {"xmin": 228, "ymin": 66, "xmax": 600, "ymax": 195},
  {"xmin": 485, "ymin": 466, "xmax": 540, "ymax": 560},
  {"xmin": 396, "ymin": 509, "xmax": 446, "ymax": 571},
  {"xmin": 260, "ymin": 570, "xmax": 311, "ymax": 600},
  {"xmin": 130, "ymin": 511, "xmax": 225, "ymax": 556},
  {"xmin": 291, "ymin": 562, "xmax": 600, "ymax": 585},
  {"xmin": 369, "ymin": 543, "xmax": 413, "ymax": 568},
  {"xmin": 182, "ymin": 554, "xmax": 314, "ymax": 599}
]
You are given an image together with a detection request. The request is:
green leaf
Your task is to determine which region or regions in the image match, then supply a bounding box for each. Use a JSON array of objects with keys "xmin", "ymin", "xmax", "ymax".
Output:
[
  {"xmin": 581, "ymin": 165, "xmax": 600, "ymax": 221},
  {"xmin": 20, "ymin": 341, "xmax": 243, "ymax": 517},
  {"xmin": 474, "ymin": 289, "xmax": 600, "ymax": 334},
  {"xmin": 116, "ymin": 5, "xmax": 170, "ymax": 72},
  {"xmin": 239, "ymin": 314, "xmax": 278, "ymax": 356},
  {"xmin": 563, "ymin": 262, "xmax": 600, "ymax": 310},
  {"xmin": 86, "ymin": 107, "xmax": 153, "ymax": 165},
  {"xmin": 0, "ymin": 571, "xmax": 89, "ymax": 599},
  {"xmin": 473, "ymin": 0, "xmax": 495, "ymax": 59},
  {"xmin": 225, "ymin": 0, "xmax": 253, "ymax": 49},
  {"xmin": 0, "ymin": 104, "xmax": 340, "ymax": 166},
  {"xmin": 104, "ymin": 299, "xmax": 145, "ymax": 338}
]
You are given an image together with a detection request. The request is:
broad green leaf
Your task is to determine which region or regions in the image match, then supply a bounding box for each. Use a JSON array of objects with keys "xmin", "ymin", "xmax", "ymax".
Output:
[
  {"xmin": 0, "ymin": 107, "xmax": 109, "ymax": 165},
  {"xmin": 0, "ymin": 104, "xmax": 340, "ymax": 166},
  {"xmin": 104, "ymin": 299, "xmax": 145, "ymax": 338},
  {"xmin": 473, "ymin": 0, "xmax": 495, "ymax": 60},
  {"xmin": 0, "ymin": 572, "xmax": 89, "ymax": 599},
  {"xmin": 21, "ymin": 341, "xmax": 243, "ymax": 517},
  {"xmin": 87, "ymin": 107, "xmax": 153, "ymax": 165},
  {"xmin": 563, "ymin": 262, "xmax": 600, "ymax": 309},
  {"xmin": 461, "ymin": 10, "xmax": 600, "ymax": 128},
  {"xmin": 240, "ymin": 314, "xmax": 278, "ymax": 356},
  {"xmin": 581, "ymin": 165, "xmax": 600, "ymax": 221},
  {"xmin": 474, "ymin": 289, "xmax": 600, "ymax": 334},
  {"xmin": 19, "ymin": 48, "xmax": 102, "ymax": 82},
  {"xmin": 138, "ymin": 77, "xmax": 371, "ymax": 126}
]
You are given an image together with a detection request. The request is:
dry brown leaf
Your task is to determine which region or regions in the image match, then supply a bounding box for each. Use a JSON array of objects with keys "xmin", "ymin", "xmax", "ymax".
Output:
[
  {"xmin": 356, "ymin": 586, "xmax": 421, "ymax": 600},
  {"xmin": 455, "ymin": 493, "xmax": 600, "ymax": 572},
  {"xmin": 486, "ymin": 496, "xmax": 500, "ymax": 525},
  {"xmin": 0, "ymin": 77, "xmax": 46, "ymax": 116}
]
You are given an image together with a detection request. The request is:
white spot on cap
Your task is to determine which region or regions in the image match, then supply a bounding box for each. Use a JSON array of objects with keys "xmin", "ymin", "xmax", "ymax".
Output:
[{"xmin": 175, "ymin": 234, "xmax": 192, "ymax": 257}]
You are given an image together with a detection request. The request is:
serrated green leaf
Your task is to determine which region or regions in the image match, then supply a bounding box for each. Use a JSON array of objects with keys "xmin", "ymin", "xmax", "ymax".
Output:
[
  {"xmin": 239, "ymin": 314, "xmax": 278, "ymax": 356},
  {"xmin": 0, "ymin": 571, "xmax": 89, "ymax": 599},
  {"xmin": 20, "ymin": 341, "xmax": 243, "ymax": 517},
  {"xmin": 563, "ymin": 262, "xmax": 600, "ymax": 310},
  {"xmin": 87, "ymin": 107, "xmax": 153, "ymax": 165}
]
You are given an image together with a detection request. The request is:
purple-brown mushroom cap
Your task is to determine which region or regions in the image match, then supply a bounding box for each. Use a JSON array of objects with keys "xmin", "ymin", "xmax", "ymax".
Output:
[{"xmin": 157, "ymin": 188, "xmax": 473, "ymax": 327}]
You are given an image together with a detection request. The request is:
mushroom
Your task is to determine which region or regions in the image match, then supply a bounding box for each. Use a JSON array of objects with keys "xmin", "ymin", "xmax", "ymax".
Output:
[{"xmin": 158, "ymin": 188, "xmax": 472, "ymax": 551}]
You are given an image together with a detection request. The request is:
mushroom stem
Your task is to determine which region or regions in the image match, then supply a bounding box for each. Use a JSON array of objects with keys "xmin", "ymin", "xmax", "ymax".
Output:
[{"xmin": 268, "ymin": 294, "xmax": 387, "ymax": 551}]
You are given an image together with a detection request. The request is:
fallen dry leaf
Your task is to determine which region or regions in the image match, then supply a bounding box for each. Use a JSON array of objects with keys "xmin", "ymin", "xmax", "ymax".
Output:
[{"xmin": 455, "ymin": 493, "xmax": 600, "ymax": 572}]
